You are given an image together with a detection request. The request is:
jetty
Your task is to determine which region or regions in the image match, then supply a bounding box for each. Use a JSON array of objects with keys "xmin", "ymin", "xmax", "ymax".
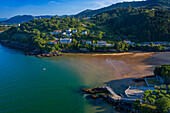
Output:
[
  {"xmin": 105, "ymin": 86, "xmax": 141, "ymax": 102},
  {"xmin": 106, "ymin": 86, "xmax": 121, "ymax": 100}
]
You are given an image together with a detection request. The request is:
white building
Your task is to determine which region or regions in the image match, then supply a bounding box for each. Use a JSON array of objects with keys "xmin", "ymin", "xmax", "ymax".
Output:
[
  {"xmin": 66, "ymin": 33, "xmax": 72, "ymax": 37},
  {"xmin": 83, "ymin": 41, "xmax": 92, "ymax": 45},
  {"xmin": 97, "ymin": 41, "xmax": 106, "ymax": 46},
  {"xmin": 62, "ymin": 32, "xmax": 66, "ymax": 36},
  {"xmin": 60, "ymin": 38, "xmax": 72, "ymax": 44},
  {"xmin": 66, "ymin": 29, "xmax": 71, "ymax": 33},
  {"xmin": 123, "ymin": 39, "xmax": 132, "ymax": 44},
  {"xmin": 82, "ymin": 30, "xmax": 87, "ymax": 35},
  {"xmin": 72, "ymin": 29, "xmax": 77, "ymax": 33},
  {"xmin": 93, "ymin": 41, "xmax": 107, "ymax": 46}
]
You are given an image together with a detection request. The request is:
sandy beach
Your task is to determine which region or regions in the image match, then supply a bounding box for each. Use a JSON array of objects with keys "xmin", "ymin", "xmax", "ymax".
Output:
[
  {"xmin": 63, "ymin": 52, "xmax": 170, "ymax": 93},
  {"xmin": 104, "ymin": 52, "xmax": 170, "ymax": 93}
]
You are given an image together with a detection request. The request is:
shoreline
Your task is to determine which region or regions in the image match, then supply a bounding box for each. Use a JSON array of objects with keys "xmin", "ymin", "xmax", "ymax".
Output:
[{"xmin": 62, "ymin": 51, "xmax": 155, "ymax": 56}]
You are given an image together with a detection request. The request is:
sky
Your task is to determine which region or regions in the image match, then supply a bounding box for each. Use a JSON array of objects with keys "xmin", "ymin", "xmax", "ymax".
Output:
[{"xmin": 0, "ymin": 0, "xmax": 142, "ymax": 18}]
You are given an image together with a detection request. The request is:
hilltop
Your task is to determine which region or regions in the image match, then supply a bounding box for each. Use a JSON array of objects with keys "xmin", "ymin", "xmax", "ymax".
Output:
[
  {"xmin": 75, "ymin": 0, "xmax": 170, "ymax": 18},
  {"xmin": 1, "ymin": 0, "xmax": 169, "ymax": 25}
]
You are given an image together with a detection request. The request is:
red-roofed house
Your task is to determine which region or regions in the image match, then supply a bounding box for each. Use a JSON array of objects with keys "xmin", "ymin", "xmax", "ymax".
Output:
[{"xmin": 49, "ymin": 41, "xmax": 58, "ymax": 44}]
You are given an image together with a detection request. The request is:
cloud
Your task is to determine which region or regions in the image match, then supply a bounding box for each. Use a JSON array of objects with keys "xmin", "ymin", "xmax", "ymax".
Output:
[{"xmin": 48, "ymin": 1, "xmax": 61, "ymax": 5}]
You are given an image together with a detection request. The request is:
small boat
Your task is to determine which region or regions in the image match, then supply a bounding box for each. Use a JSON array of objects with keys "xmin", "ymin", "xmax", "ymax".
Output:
[{"xmin": 43, "ymin": 68, "xmax": 46, "ymax": 71}]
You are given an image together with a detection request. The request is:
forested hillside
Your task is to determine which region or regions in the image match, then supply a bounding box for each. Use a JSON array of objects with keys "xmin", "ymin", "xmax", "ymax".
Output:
[
  {"xmin": 93, "ymin": 7, "xmax": 170, "ymax": 42},
  {"xmin": 75, "ymin": 0, "xmax": 170, "ymax": 18},
  {"xmin": 0, "ymin": 5, "xmax": 169, "ymax": 52}
]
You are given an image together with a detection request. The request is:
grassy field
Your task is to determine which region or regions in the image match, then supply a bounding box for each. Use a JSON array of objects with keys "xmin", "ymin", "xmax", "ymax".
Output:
[{"xmin": 146, "ymin": 79, "xmax": 162, "ymax": 86}]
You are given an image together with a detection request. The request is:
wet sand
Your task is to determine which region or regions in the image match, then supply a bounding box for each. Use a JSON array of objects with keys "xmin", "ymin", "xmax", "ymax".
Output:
[{"xmin": 64, "ymin": 52, "xmax": 170, "ymax": 93}]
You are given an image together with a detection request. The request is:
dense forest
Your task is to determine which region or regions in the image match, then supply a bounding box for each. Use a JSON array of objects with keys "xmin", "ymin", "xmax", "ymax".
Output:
[
  {"xmin": 75, "ymin": 0, "xmax": 170, "ymax": 18},
  {"xmin": 93, "ymin": 7, "xmax": 170, "ymax": 42}
]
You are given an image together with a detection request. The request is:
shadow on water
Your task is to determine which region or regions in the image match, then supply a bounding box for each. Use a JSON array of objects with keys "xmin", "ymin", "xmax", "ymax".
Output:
[
  {"xmin": 89, "ymin": 78, "xmax": 137, "ymax": 113},
  {"xmin": 76, "ymin": 78, "xmax": 136, "ymax": 113},
  {"xmin": 0, "ymin": 44, "xmax": 25, "ymax": 55},
  {"xmin": 105, "ymin": 78, "xmax": 133, "ymax": 94}
]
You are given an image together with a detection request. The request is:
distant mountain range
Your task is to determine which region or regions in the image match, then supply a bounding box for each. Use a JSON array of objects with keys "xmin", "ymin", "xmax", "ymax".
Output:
[
  {"xmin": 0, "ymin": 15, "xmax": 54, "ymax": 25},
  {"xmin": 0, "ymin": 0, "xmax": 169, "ymax": 25},
  {"xmin": 0, "ymin": 18, "xmax": 7, "ymax": 22}
]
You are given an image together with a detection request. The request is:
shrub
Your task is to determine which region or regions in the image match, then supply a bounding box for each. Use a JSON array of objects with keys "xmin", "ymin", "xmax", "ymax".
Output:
[
  {"xmin": 161, "ymin": 85, "xmax": 167, "ymax": 90},
  {"xmin": 168, "ymin": 85, "xmax": 170, "ymax": 90},
  {"xmin": 161, "ymin": 90, "xmax": 167, "ymax": 95},
  {"xmin": 154, "ymin": 90, "xmax": 160, "ymax": 95},
  {"xmin": 142, "ymin": 98, "xmax": 147, "ymax": 102},
  {"xmin": 157, "ymin": 93, "xmax": 165, "ymax": 99},
  {"xmin": 165, "ymin": 94, "xmax": 170, "ymax": 98},
  {"xmin": 148, "ymin": 97, "xmax": 155, "ymax": 104},
  {"xmin": 151, "ymin": 95, "xmax": 156, "ymax": 99},
  {"xmin": 145, "ymin": 90, "xmax": 153, "ymax": 94},
  {"xmin": 143, "ymin": 92, "xmax": 150, "ymax": 98},
  {"xmin": 155, "ymin": 86, "xmax": 160, "ymax": 90}
]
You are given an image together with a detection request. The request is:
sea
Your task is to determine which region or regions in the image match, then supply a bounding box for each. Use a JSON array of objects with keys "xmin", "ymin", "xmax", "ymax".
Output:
[{"xmin": 0, "ymin": 44, "xmax": 119, "ymax": 113}]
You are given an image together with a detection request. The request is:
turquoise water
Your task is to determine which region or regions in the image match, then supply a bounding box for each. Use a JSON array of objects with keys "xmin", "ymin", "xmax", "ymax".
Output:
[{"xmin": 0, "ymin": 45, "xmax": 116, "ymax": 113}]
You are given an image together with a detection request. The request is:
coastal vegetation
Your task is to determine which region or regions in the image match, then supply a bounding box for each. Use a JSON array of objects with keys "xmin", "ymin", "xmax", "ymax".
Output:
[
  {"xmin": 154, "ymin": 64, "xmax": 170, "ymax": 85},
  {"xmin": 0, "ymin": 7, "xmax": 169, "ymax": 54},
  {"xmin": 0, "ymin": 25, "xmax": 11, "ymax": 31},
  {"xmin": 135, "ymin": 64, "xmax": 170, "ymax": 113},
  {"xmin": 140, "ymin": 88, "xmax": 170, "ymax": 113}
]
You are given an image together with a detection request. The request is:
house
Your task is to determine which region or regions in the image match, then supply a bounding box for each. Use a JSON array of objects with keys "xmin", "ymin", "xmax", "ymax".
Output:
[
  {"xmin": 0, "ymin": 31, "xmax": 3, "ymax": 34},
  {"xmin": 97, "ymin": 41, "xmax": 107, "ymax": 46},
  {"xmin": 50, "ymin": 30, "xmax": 62, "ymax": 35},
  {"xmin": 60, "ymin": 38, "xmax": 72, "ymax": 44},
  {"xmin": 62, "ymin": 32, "xmax": 66, "ymax": 35},
  {"xmin": 66, "ymin": 29, "xmax": 71, "ymax": 33},
  {"xmin": 124, "ymin": 39, "xmax": 132, "ymax": 44},
  {"xmin": 49, "ymin": 41, "xmax": 58, "ymax": 44},
  {"xmin": 72, "ymin": 29, "xmax": 77, "ymax": 33},
  {"xmin": 82, "ymin": 40, "xmax": 92, "ymax": 45},
  {"xmin": 82, "ymin": 30, "xmax": 87, "ymax": 35},
  {"xmin": 82, "ymin": 17, "xmax": 90, "ymax": 20},
  {"xmin": 66, "ymin": 33, "xmax": 72, "ymax": 37}
]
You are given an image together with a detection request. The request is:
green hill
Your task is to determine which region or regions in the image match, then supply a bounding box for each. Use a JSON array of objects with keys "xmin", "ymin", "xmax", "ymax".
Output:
[
  {"xmin": 75, "ymin": 0, "xmax": 170, "ymax": 18},
  {"xmin": 92, "ymin": 7, "xmax": 170, "ymax": 42}
]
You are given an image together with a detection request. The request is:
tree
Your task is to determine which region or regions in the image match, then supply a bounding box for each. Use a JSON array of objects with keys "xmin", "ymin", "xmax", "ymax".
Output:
[
  {"xmin": 142, "ymin": 98, "xmax": 147, "ymax": 102},
  {"xmin": 148, "ymin": 97, "xmax": 155, "ymax": 104},
  {"xmin": 155, "ymin": 97, "xmax": 170, "ymax": 113},
  {"xmin": 150, "ymin": 42, "xmax": 154, "ymax": 47},
  {"xmin": 133, "ymin": 99, "xmax": 140, "ymax": 112}
]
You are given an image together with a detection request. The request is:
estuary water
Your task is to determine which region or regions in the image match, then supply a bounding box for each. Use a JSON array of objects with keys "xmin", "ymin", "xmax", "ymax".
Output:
[{"xmin": 0, "ymin": 44, "xmax": 117, "ymax": 113}]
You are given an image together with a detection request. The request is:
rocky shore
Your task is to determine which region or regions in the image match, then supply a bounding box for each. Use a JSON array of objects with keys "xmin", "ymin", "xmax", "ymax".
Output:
[
  {"xmin": 82, "ymin": 87, "xmax": 109, "ymax": 94},
  {"xmin": 0, "ymin": 40, "xmax": 62, "ymax": 58},
  {"xmin": 82, "ymin": 87, "xmax": 135, "ymax": 113},
  {"xmin": 25, "ymin": 51, "xmax": 62, "ymax": 58}
]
